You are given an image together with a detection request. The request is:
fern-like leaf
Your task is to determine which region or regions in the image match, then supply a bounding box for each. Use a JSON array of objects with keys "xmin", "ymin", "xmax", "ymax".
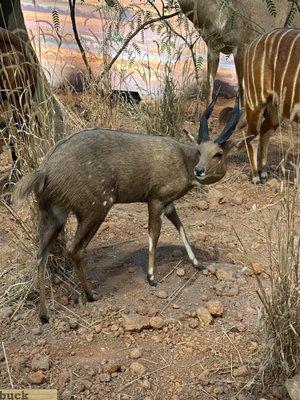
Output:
[
  {"xmin": 263, "ymin": 0, "xmax": 277, "ymax": 17},
  {"xmin": 52, "ymin": 10, "xmax": 60, "ymax": 32},
  {"xmin": 285, "ymin": 3, "xmax": 297, "ymax": 27}
]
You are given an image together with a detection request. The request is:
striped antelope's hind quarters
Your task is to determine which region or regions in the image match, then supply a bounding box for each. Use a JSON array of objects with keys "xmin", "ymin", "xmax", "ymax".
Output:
[
  {"xmin": 244, "ymin": 28, "xmax": 300, "ymax": 184},
  {"xmin": 177, "ymin": 0, "xmax": 300, "ymax": 106},
  {"xmin": 12, "ymin": 92, "xmax": 243, "ymax": 324}
]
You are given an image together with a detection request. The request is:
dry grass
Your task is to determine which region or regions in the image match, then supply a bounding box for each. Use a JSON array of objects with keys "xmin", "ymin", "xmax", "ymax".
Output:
[{"xmin": 256, "ymin": 171, "xmax": 300, "ymax": 385}]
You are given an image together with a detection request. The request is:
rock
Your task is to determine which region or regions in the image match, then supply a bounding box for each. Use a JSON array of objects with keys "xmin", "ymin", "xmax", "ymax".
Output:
[
  {"xmin": 196, "ymin": 306, "xmax": 213, "ymax": 325},
  {"xmin": 103, "ymin": 361, "xmax": 121, "ymax": 374},
  {"xmin": 251, "ymin": 261, "xmax": 263, "ymax": 275},
  {"xmin": 176, "ymin": 268, "xmax": 186, "ymax": 277},
  {"xmin": 85, "ymin": 332, "xmax": 94, "ymax": 342},
  {"xmin": 130, "ymin": 348, "xmax": 142, "ymax": 359},
  {"xmin": 59, "ymin": 296, "xmax": 69, "ymax": 306},
  {"xmin": 57, "ymin": 321, "xmax": 71, "ymax": 332},
  {"xmin": 31, "ymin": 354, "xmax": 50, "ymax": 371},
  {"xmin": 214, "ymin": 281, "xmax": 239, "ymax": 297},
  {"xmin": 130, "ymin": 362, "xmax": 146, "ymax": 375},
  {"xmin": 286, "ymin": 374, "xmax": 300, "ymax": 400},
  {"xmin": 99, "ymin": 373, "xmax": 111, "ymax": 382},
  {"xmin": 155, "ymin": 290, "xmax": 168, "ymax": 299},
  {"xmin": 69, "ymin": 318, "xmax": 79, "ymax": 330},
  {"xmin": 189, "ymin": 318, "xmax": 199, "ymax": 329},
  {"xmin": 110, "ymin": 324, "xmax": 119, "ymax": 332},
  {"xmin": 32, "ymin": 327, "xmax": 42, "ymax": 336},
  {"xmin": 270, "ymin": 385, "xmax": 288, "ymax": 399},
  {"xmin": 232, "ymin": 195, "xmax": 243, "ymax": 205},
  {"xmin": 207, "ymin": 189, "xmax": 224, "ymax": 208},
  {"xmin": 61, "ymin": 389, "xmax": 74, "ymax": 400},
  {"xmin": 14, "ymin": 357, "xmax": 27, "ymax": 372},
  {"xmin": 266, "ymin": 178, "xmax": 279, "ymax": 190},
  {"xmin": 215, "ymin": 265, "xmax": 236, "ymax": 282},
  {"xmin": 206, "ymin": 264, "xmax": 217, "ymax": 275},
  {"xmin": 141, "ymin": 379, "xmax": 151, "ymax": 389},
  {"xmin": 233, "ymin": 366, "xmax": 248, "ymax": 377},
  {"xmin": 149, "ymin": 317, "xmax": 164, "ymax": 330},
  {"xmin": 128, "ymin": 266, "xmax": 135, "ymax": 273},
  {"xmin": 122, "ymin": 314, "xmax": 150, "ymax": 332},
  {"xmin": 28, "ymin": 371, "xmax": 45, "ymax": 384},
  {"xmin": 0, "ymin": 306, "xmax": 13, "ymax": 320},
  {"xmin": 205, "ymin": 300, "xmax": 224, "ymax": 317},
  {"xmin": 197, "ymin": 200, "xmax": 209, "ymax": 211}
]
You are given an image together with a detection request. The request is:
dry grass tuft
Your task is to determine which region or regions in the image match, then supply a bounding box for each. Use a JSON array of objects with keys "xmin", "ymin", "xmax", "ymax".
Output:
[{"xmin": 257, "ymin": 170, "xmax": 300, "ymax": 385}]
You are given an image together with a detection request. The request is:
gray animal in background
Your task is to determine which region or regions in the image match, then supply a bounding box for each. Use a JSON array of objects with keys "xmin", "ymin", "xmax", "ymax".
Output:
[
  {"xmin": 178, "ymin": 0, "xmax": 299, "ymax": 104},
  {"xmin": 14, "ymin": 94, "xmax": 246, "ymax": 323}
]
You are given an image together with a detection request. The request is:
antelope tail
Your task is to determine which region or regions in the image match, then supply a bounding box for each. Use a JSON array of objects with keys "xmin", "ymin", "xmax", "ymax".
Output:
[{"xmin": 13, "ymin": 171, "xmax": 45, "ymax": 204}]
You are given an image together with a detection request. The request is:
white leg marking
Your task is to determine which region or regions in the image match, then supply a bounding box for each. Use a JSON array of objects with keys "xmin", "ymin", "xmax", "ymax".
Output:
[
  {"xmin": 148, "ymin": 235, "xmax": 154, "ymax": 278},
  {"xmin": 179, "ymin": 227, "xmax": 198, "ymax": 266}
]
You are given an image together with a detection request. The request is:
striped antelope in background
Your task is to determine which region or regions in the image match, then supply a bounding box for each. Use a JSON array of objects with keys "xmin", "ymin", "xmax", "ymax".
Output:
[{"xmin": 244, "ymin": 28, "xmax": 300, "ymax": 184}]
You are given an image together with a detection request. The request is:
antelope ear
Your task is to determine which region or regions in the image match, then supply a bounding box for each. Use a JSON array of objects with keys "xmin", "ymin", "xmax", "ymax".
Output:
[{"xmin": 224, "ymin": 135, "xmax": 255, "ymax": 152}]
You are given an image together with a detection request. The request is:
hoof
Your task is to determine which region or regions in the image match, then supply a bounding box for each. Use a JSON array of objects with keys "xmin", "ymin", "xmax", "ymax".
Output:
[
  {"xmin": 86, "ymin": 292, "xmax": 96, "ymax": 302},
  {"xmin": 147, "ymin": 274, "xmax": 158, "ymax": 287},
  {"xmin": 39, "ymin": 310, "xmax": 49, "ymax": 324},
  {"xmin": 259, "ymin": 171, "xmax": 268, "ymax": 184},
  {"xmin": 194, "ymin": 261, "xmax": 204, "ymax": 271},
  {"xmin": 251, "ymin": 174, "xmax": 261, "ymax": 185}
]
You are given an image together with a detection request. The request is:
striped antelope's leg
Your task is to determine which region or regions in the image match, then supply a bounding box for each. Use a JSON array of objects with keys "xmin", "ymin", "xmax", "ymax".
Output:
[
  {"xmin": 258, "ymin": 106, "xmax": 279, "ymax": 183},
  {"xmin": 246, "ymin": 107, "xmax": 263, "ymax": 184},
  {"xmin": 147, "ymin": 200, "xmax": 164, "ymax": 286},
  {"xmin": 164, "ymin": 203, "xmax": 201, "ymax": 269},
  {"xmin": 206, "ymin": 46, "xmax": 220, "ymax": 105}
]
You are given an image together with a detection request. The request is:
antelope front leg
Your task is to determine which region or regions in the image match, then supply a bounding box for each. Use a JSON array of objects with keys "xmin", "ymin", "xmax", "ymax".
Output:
[
  {"xmin": 206, "ymin": 47, "xmax": 220, "ymax": 105},
  {"xmin": 165, "ymin": 203, "xmax": 202, "ymax": 269},
  {"xmin": 147, "ymin": 200, "xmax": 163, "ymax": 287}
]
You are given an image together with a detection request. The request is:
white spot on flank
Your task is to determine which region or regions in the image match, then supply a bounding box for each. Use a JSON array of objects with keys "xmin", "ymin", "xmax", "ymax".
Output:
[
  {"xmin": 103, "ymin": 201, "xmax": 107, "ymax": 206},
  {"xmin": 101, "ymin": 178, "xmax": 105, "ymax": 183},
  {"xmin": 110, "ymin": 197, "xmax": 114, "ymax": 202},
  {"xmin": 103, "ymin": 191, "xmax": 106, "ymax": 195}
]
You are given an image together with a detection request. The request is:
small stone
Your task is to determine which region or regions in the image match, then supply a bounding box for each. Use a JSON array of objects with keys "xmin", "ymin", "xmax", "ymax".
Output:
[
  {"xmin": 69, "ymin": 318, "xmax": 78, "ymax": 330},
  {"xmin": 205, "ymin": 300, "xmax": 224, "ymax": 317},
  {"xmin": 31, "ymin": 355, "xmax": 50, "ymax": 371},
  {"xmin": 130, "ymin": 348, "xmax": 142, "ymax": 359},
  {"xmin": 94, "ymin": 324, "xmax": 102, "ymax": 333},
  {"xmin": 61, "ymin": 389, "xmax": 73, "ymax": 400},
  {"xmin": 215, "ymin": 265, "xmax": 235, "ymax": 282},
  {"xmin": 99, "ymin": 373, "xmax": 111, "ymax": 382},
  {"xmin": 232, "ymin": 196, "xmax": 243, "ymax": 205},
  {"xmin": 122, "ymin": 314, "xmax": 150, "ymax": 332},
  {"xmin": 141, "ymin": 379, "xmax": 151, "ymax": 389},
  {"xmin": 103, "ymin": 361, "xmax": 121, "ymax": 374},
  {"xmin": 233, "ymin": 366, "xmax": 248, "ymax": 377},
  {"xmin": 110, "ymin": 324, "xmax": 119, "ymax": 332},
  {"xmin": 207, "ymin": 189, "xmax": 224, "ymax": 208},
  {"xmin": 0, "ymin": 306, "xmax": 13, "ymax": 320},
  {"xmin": 176, "ymin": 268, "xmax": 186, "ymax": 277},
  {"xmin": 197, "ymin": 200, "xmax": 209, "ymax": 210},
  {"xmin": 172, "ymin": 303, "xmax": 180, "ymax": 309},
  {"xmin": 206, "ymin": 264, "xmax": 217, "ymax": 275},
  {"xmin": 130, "ymin": 362, "xmax": 146, "ymax": 375},
  {"xmin": 149, "ymin": 316, "xmax": 164, "ymax": 330},
  {"xmin": 214, "ymin": 281, "xmax": 239, "ymax": 297},
  {"xmin": 32, "ymin": 327, "xmax": 42, "ymax": 336},
  {"xmin": 251, "ymin": 261, "xmax": 263, "ymax": 275},
  {"xmin": 59, "ymin": 296, "xmax": 69, "ymax": 306},
  {"xmin": 28, "ymin": 371, "xmax": 45, "ymax": 384},
  {"xmin": 196, "ymin": 306, "xmax": 213, "ymax": 325},
  {"xmin": 86, "ymin": 332, "xmax": 94, "ymax": 342},
  {"xmin": 128, "ymin": 266, "xmax": 135, "ymax": 273},
  {"xmin": 286, "ymin": 374, "xmax": 300, "ymax": 400},
  {"xmin": 189, "ymin": 318, "xmax": 199, "ymax": 329},
  {"xmin": 155, "ymin": 290, "xmax": 168, "ymax": 299}
]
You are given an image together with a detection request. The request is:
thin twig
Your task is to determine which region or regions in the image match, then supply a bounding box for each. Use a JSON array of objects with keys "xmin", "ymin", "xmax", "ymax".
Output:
[
  {"xmin": 2, "ymin": 342, "xmax": 14, "ymax": 389},
  {"xmin": 159, "ymin": 259, "xmax": 183, "ymax": 283}
]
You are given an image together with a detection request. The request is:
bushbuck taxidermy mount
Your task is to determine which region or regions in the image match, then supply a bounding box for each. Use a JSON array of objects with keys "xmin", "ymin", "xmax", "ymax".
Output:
[
  {"xmin": 243, "ymin": 28, "xmax": 300, "ymax": 184},
  {"xmin": 13, "ymin": 92, "xmax": 246, "ymax": 323},
  {"xmin": 178, "ymin": 0, "xmax": 299, "ymax": 105}
]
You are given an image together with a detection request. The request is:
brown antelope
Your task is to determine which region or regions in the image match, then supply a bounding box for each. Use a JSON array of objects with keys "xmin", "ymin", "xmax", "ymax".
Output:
[
  {"xmin": 243, "ymin": 28, "xmax": 300, "ymax": 184},
  {"xmin": 0, "ymin": 28, "xmax": 37, "ymax": 192},
  {"xmin": 178, "ymin": 0, "xmax": 299, "ymax": 105},
  {"xmin": 13, "ymin": 94, "xmax": 247, "ymax": 323}
]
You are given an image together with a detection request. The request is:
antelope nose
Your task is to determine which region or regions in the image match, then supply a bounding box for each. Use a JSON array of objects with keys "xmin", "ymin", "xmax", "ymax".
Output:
[{"xmin": 194, "ymin": 166, "xmax": 206, "ymax": 177}]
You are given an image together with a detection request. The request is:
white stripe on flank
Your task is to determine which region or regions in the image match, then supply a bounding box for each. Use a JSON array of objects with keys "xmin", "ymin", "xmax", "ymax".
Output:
[
  {"xmin": 280, "ymin": 32, "xmax": 300, "ymax": 112},
  {"xmin": 272, "ymin": 30, "xmax": 292, "ymax": 95},
  {"xmin": 260, "ymin": 31, "xmax": 275, "ymax": 103},
  {"xmin": 290, "ymin": 57, "xmax": 300, "ymax": 115},
  {"xmin": 251, "ymin": 35, "xmax": 266, "ymax": 109}
]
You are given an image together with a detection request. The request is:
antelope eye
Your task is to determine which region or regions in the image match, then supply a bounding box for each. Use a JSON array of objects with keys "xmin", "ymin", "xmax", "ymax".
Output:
[{"xmin": 214, "ymin": 152, "xmax": 223, "ymax": 158}]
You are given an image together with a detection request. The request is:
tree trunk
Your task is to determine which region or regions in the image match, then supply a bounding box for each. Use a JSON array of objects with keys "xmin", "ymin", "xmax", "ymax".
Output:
[{"xmin": 0, "ymin": 0, "xmax": 67, "ymax": 145}]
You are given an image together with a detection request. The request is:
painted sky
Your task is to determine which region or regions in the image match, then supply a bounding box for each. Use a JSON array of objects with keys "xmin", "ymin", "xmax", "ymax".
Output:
[{"xmin": 21, "ymin": 0, "xmax": 237, "ymax": 94}]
